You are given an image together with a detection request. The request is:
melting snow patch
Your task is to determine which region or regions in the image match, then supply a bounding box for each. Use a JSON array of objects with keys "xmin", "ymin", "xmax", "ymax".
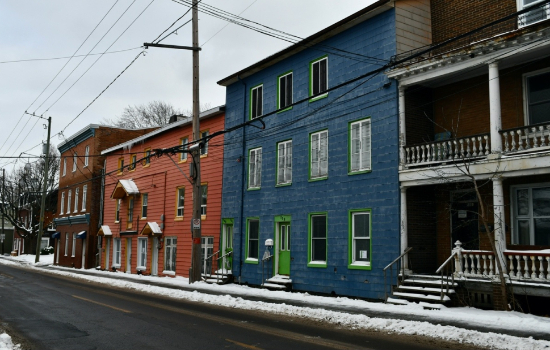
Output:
[{"xmin": 0, "ymin": 332, "xmax": 20, "ymax": 350}]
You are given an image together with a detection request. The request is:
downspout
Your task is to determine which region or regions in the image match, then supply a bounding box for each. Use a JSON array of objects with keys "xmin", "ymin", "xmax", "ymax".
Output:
[{"xmin": 237, "ymin": 75, "xmax": 247, "ymax": 284}]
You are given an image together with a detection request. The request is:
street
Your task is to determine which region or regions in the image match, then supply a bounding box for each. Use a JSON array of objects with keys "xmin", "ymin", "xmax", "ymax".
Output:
[{"xmin": 0, "ymin": 264, "xmax": 484, "ymax": 350}]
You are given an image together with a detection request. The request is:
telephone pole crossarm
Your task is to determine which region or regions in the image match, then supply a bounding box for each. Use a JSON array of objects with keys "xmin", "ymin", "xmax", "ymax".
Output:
[{"xmin": 143, "ymin": 43, "xmax": 201, "ymax": 51}]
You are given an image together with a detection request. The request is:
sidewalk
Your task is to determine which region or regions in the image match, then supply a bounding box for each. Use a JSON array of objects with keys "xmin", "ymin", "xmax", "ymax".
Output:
[{"xmin": 2, "ymin": 255, "xmax": 550, "ymax": 349}]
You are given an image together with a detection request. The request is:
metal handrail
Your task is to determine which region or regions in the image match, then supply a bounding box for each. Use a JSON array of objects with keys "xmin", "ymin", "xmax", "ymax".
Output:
[
  {"xmin": 436, "ymin": 251, "xmax": 457, "ymax": 301},
  {"xmin": 383, "ymin": 247, "xmax": 413, "ymax": 302},
  {"xmin": 436, "ymin": 251, "xmax": 457, "ymax": 274},
  {"xmin": 215, "ymin": 250, "xmax": 232, "ymax": 284}
]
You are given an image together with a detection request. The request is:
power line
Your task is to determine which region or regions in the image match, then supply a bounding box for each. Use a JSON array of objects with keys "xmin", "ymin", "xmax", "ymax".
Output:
[{"xmin": 0, "ymin": 47, "xmax": 143, "ymax": 65}]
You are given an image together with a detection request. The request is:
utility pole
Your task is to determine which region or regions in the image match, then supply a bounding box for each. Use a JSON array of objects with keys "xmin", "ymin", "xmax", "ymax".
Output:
[
  {"xmin": 1, "ymin": 168, "xmax": 5, "ymax": 255},
  {"xmin": 35, "ymin": 116, "xmax": 52, "ymax": 263}
]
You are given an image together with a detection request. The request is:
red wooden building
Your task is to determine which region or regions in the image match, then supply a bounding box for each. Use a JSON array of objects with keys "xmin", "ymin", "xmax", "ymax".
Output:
[{"xmin": 99, "ymin": 107, "xmax": 225, "ymax": 278}]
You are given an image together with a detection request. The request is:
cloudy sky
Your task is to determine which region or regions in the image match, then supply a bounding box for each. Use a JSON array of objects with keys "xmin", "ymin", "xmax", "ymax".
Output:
[{"xmin": 0, "ymin": 0, "xmax": 376, "ymax": 171}]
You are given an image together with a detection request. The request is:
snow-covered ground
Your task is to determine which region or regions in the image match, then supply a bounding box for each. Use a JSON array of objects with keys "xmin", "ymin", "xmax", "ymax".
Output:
[
  {"xmin": 0, "ymin": 332, "xmax": 19, "ymax": 350},
  {"xmin": 1, "ymin": 255, "xmax": 550, "ymax": 350}
]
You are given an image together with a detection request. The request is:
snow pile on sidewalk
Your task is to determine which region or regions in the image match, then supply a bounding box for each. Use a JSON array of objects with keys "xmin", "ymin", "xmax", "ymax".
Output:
[
  {"xmin": 7, "ymin": 254, "xmax": 53, "ymax": 266},
  {"xmin": 0, "ymin": 332, "xmax": 20, "ymax": 350}
]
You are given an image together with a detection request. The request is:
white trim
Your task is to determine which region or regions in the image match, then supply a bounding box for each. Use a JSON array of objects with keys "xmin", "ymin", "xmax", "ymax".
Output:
[
  {"xmin": 522, "ymin": 66, "xmax": 550, "ymax": 126},
  {"xmin": 510, "ymin": 181, "xmax": 550, "ymax": 245}
]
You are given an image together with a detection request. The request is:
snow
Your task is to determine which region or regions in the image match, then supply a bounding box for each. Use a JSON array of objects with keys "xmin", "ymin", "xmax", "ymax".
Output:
[
  {"xmin": 0, "ymin": 332, "xmax": 19, "ymax": 350},
  {"xmin": 118, "ymin": 179, "xmax": 139, "ymax": 195},
  {"xmin": 2, "ymin": 255, "xmax": 550, "ymax": 350}
]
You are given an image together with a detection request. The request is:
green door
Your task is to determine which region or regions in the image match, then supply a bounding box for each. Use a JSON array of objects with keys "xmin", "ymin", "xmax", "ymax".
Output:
[{"xmin": 278, "ymin": 223, "xmax": 291, "ymax": 275}]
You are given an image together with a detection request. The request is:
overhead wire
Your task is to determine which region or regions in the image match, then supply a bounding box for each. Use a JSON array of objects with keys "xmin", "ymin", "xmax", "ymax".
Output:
[{"xmin": 0, "ymin": 47, "xmax": 143, "ymax": 65}]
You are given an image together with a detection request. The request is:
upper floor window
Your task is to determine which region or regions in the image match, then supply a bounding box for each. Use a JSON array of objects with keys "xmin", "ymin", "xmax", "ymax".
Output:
[
  {"xmin": 144, "ymin": 148, "xmax": 151, "ymax": 166},
  {"xmin": 127, "ymin": 197, "xmax": 134, "ymax": 229},
  {"xmin": 67, "ymin": 190, "xmax": 72, "ymax": 213},
  {"xmin": 180, "ymin": 138, "xmax": 188, "ymax": 161},
  {"xmin": 72, "ymin": 153, "xmax": 77, "ymax": 172},
  {"xmin": 176, "ymin": 187, "xmax": 185, "ymax": 218},
  {"xmin": 310, "ymin": 130, "xmax": 328, "ymax": 180},
  {"xmin": 248, "ymin": 147, "xmax": 262, "ymax": 189},
  {"xmin": 141, "ymin": 193, "xmax": 148, "ymax": 218},
  {"xmin": 62, "ymin": 158, "xmax": 67, "ymax": 177},
  {"xmin": 201, "ymin": 184, "xmax": 207, "ymax": 217},
  {"xmin": 277, "ymin": 140, "xmax": 292, "ymax": 185},
  {"xmin": 82, "ymin": 185, "xmax": 87, "ymax": 211},
  {"xmin": 200, "ymin": 131, "xmax": 209, "ymax": 156},
  {"xmin": 278, "ymin": 72, "xmax": 293, "ymax": 110},
  {"xmin": 118, "ymin": 158, "xmax": 124, "ymax": 174},
  {"xmin": 60, "ymin": 192, "xmax": 65, "ymax": 214},
  {"xmin": 524, "ymin": 69, "xmax": 550, "ymax": 125},
  {"xmin": 250, "ymin": 84, "xmax": 263, "ymax": 119},
  {"xmin": 84, "ymin": 145, "xmax": 89, "ymax": 167},
  {"xmin": 349, "ymin": 119, "xmax": 372, "ymax": 174},
  {"xmin": 518, "ymin": 0, "xmax": 550, "ymax": 27},
  {"xmin": 129, "ymin": 155, "xmax": 137, "ymax": 171},
  {"xmin": 310, "ymin": 56, "xmax": 328, "ymax": 100},
  {"xmin": 74, "ymin": 187, "xmax": 79, "ymax": 213}
]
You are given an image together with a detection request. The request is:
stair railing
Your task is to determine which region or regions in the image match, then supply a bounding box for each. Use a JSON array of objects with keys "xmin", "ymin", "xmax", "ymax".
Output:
[
  {"xmin": 383, "ymin": 247, "xmax": 413, "ymax": 302},
  {"xmin": 215, "ymin": 250, "xmax": 233, "ymax": 284},
  {"xmin": 436, "ymin": 249, "xmax": 459, "ymax": 302},
  {"xmin": 202, "ymin": 250, "xmax": 219, "ymax": 280}
]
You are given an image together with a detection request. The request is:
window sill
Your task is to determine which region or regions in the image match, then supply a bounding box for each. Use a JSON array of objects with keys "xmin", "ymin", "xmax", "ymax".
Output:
[
  {"xmin": 308, "ymin": 176, "xmax": 328, "ymax": 182},
  {"xmin": 309, "ymin": 93, "xmax": 328, "ymax": 103},
  {"xmin": 277, "ymin": 106, "xmax": 292, "ymax": 113},
  {"xmin": 275, "ymin": 182, "xmax": 292, "ymax": 188},
  {"xmin": 201, "ymin": 215, "xmax": 206, "ymax": 220},
  {"xmin": 81, "ymin": 209, "xmax": 86, "ymax": 212},
  {"xmin": 200, "ymin": 154, "xmax": 208, "ymax": 158},
  {"xmin": 140, "ymin": 217, "xmax": 147, "ymax": 220},
  {"xmin": 115, "ymin": 220, "xmax": 120, "ymax": 224},
  {"xmin": 112, "ymin": 264, "xmax": 121, "ymax": 268},
  {"xmin": 143, "ymin": 164, "xmax": 151, "ymax": 168},
  {"xmin": 245, "ymin": 258, "xmax": 259, "ymax": 265},
  {"xmin": 162, "ymin": 270, "xmax": 176, "ymax": 276},
  {"xmin": 178, "ymin": 159, "xmax": 188, "ymax": 164},
  {"xmin": 348, "ymin": 263, "xmax": 371, "ymax": 270},
  {"xmin": 248, "ymin": 187, "xmax": 261, "ymax": 191},
  {"xmin": 174, "ymin": 217, "xmax": 183, "ymax": 221},
  {"xmin": 348, "ymin": 169, "xmax": 372, "ymax": 176},
  {"xmin": 136, "ymin": 267, "xmax": 146, "ymax": 271},
  {"xmin": 307, "ymin": 261, "xmax": 327, "ymax": 268}
]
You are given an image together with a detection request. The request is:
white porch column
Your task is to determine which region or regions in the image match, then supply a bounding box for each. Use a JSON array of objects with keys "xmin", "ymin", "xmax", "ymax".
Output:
[
  {"xmin": 399, "ymin": 86, "xmax": 407, "ymax": 166},
  {"xmin": 492, "ymin": 177, "xmax": 507, "ymax": 272},
  {"xmin": 400, "ymin": 186, "xmax": 409, "ymax": 270},
  {"xmin": 489, "ymin": 61, "xmax": 502, "ymax": 153}
]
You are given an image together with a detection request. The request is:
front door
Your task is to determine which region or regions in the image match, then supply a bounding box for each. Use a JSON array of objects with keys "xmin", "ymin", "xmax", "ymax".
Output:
[
  {"xmin": 201, "ymin": 237, "xmax": 214, "ymax": 274},
  {"xmin": 451, "ymin": 190, "xmax": 480, "ymax": 250},
  {"xmin": 125, "ymin": 238, "xmax": 132, "ymax": 273},
  {"xmin": 152, "ymin": 237, "xmax": 158, "ymax": 276},
  {"xmin": 278, "ymin": 223, "xmax": 291, "ymax": 275},
  {"xmin": 222, "ymin": 224, "xmax": 233, "ymax": 272}
]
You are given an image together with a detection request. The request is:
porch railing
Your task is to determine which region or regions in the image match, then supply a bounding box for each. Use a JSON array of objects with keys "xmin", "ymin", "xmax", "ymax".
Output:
[
  {"xmin": 501, "ymin": 123, "xmax": 550, "ymax": 154},
  {"xmin": 403, "ymin": 133, "xmax": 490, "ymax": 166}
]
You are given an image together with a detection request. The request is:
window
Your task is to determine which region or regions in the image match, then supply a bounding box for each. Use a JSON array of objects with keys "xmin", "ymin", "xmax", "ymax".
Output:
[
  {"xmin": 141, "ymin": 193, "xmax": 148, "ymax": 218},
  {"xmin": 250, "ymin": 84, "xmax": 263, "ymax": 119},
  {"xmin": 349, "ymin": 119, "xmax": 372, "ymax": 173},
  {"xmin": 164, "ymin": 237, "xmax": 177, "ymax": 273},
  {"xmin": 60, "ymin": 192, "xmax": 65, "ymax": 214},
  {"xmin": 71, "ymin": 233, "xmax": 77, "ymax": 257},
  {"xmin": 127, "ymin": 197, "xmax": 134, "ymax": 229},
  {"xmin": 115, "ymin": 199, "xmax": 120, "ymax": 222},
  {"xmin": 513, "ymin": 184, "xmax": 550, "ymax": 246},
  {"xmin": 81, "ymin": 185, "xmax": 87, "ymax": 211},
  {"xmin": 64, "ymin": 233, "xmax": 69, "ymax": 256},
  {"xmin": 310, "ymin": 130, "xmax": 328, "ymax": 180},
  {"xmin": 72, "ymin": 153, "xmax": 77, "ymax": 172},
  {"xmin": 176, "ymin": 187, "xmax": 184, "ymax": 218},
  {"xmin": 246, "ymin": 219, "xmax": 259, "ymax": 262},
  {"xmin": 518, "ymin": 0, "xmax": 550, "ymax": 27},
  {"xmin": 309, "ymin": 213, "xmax": 327, "ymax": 267},
  {"xmin": 62, "ymin": 158, "xmax": 67, "ymax": 177},
  {"xmin": 180, "ymin": 138, "xmax": 188, "ymax": 161},
  {"xmin": 248, "ymin": 147, "xmax": 262, "ymax": 189},
  {"xmin": 310, "ymin": 56, "xmax": 328, "ymax": 99},
  {"xmin": 349, "ymin": 210, "xmax": 372, "ymax": 269},
  {"xmin": 84, "ymin": 145, "xmax": 89, "ymax": 167},
  {"xmin": 278, "ymin": 72, "xmax": 293, "ymax": 110},
  {"xmin": 201, "ymin": 184, "xmax": 207, "ymax": 217},
  {"xmin": 129, "ymin": 154, "xmax": 137, "ymax": 171},
  {"xmin": 118, "ymin": 158, "xmax": 124, "ymax": 174},
  {"xmin": 74, "ymin": 187, "xmax": 79, "ymax": 213},
  {"xmin": 67, "ymin": 190, "xmax": 72, "ymax": 214},
  {"xmin": 144, "ymin": 148, "xmax": 151, "ymax": 166},
  {"xmin": 113, "ymin": 238, "xmax": 121, "ymax": 267},
  {"xmin": 137, "ymin": 237, "xmax": 147, "ymax": 270},
  {"xmin": 524, "ymin": 69, "xmax": 550, "ymax": 125},
  {"xmin": 277, "ymin": 140, "xmax": 292, "ymax": 185},
  {"xmin": 200, "ymin": 131, "xmax": 209, "ymax": 156}
]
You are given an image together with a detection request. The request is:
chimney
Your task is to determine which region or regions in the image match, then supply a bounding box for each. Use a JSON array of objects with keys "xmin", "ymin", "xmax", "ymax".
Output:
[{"xmin": 169, "ymin": 114, "xmax": 187, "ymax": 123}]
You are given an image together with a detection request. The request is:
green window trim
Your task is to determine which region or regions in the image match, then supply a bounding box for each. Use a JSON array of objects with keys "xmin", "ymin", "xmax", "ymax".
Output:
[
  {"xmin": 348, "ymin": 117, "xmax": 372, "ymax": 175},
  {"xmin": 307, "ymin": 212, "xmax": 328, "ymax": 268},
  {"xmin": 309, "ymin": 55, "xmax": 328, "ymax": 102},
  {"xmin": 249, "ymin": 83, "xmax": 263, "ymax": 120},
  {"xmin": 347, "ymin": 209, "xmax": 372, "ymax": 270},
  {"xmin": 245, "ymin": 217, "xmax": 260, "ymax": 264},
  {"xmin": 309, "ymin": 129, "xmax": 328, "ymax": 181},
  {"xmin": 277, "ymin": 71, "xmax": 293, "ymax": 113}
]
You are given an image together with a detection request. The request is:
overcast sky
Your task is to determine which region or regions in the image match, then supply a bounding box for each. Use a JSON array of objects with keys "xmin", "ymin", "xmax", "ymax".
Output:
[{"xmin": 0, "ymin": 0, "xmax": 376, "ymax": 171}]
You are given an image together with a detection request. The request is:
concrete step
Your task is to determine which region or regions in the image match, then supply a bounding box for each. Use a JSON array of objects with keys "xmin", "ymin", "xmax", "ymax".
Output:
[
  {"xmin": 262, "ymin": 282, "xmax": 287, "ymax": 290},
  {"xmin": 393, "ymin": 292, "xmax": 451, "ymax": 302},
  {"xmin": 403, "ymin": 278, "xmax": 458, "ymax": 288},
  {"xmin": 398, "ymin": 285, "xmax": 456, "ymax": 294},
  {"xmin": 386, "ymin": 297, "xmax": 410, "ymax": 305},
  {"xmin": 266, "ymin": 275, "xmax": 292, "ymax": 284}
]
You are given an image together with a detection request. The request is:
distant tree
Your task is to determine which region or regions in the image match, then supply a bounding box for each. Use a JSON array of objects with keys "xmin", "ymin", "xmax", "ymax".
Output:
[{"xmin": 102, "ymin": 101, "xmax": 212, "ymax": 128}]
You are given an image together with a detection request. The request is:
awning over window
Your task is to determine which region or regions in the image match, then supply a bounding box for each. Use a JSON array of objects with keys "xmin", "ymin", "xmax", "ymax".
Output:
[
  {"xmin": 140, "ymin": 222, "xmax": 162, "ymax": 236},
  {"xmin": 97, "ymin": 225, "xmax": 112, "ymax": 236},
  {"xmin": 111, "ymin": 179, "xmax": 140, "ymax": 199},
  {"xmin": 76, "ymin": 231, "xmax": 87, "ymax": 239},
  {"xmin": 51, "ymin": 232, "xmax": 61, "ymax": 239}
]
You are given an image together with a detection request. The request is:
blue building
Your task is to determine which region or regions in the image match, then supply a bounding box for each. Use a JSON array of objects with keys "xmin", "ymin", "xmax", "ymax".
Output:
[{"xmin": 217, "ymin": 0, "xmax": 432, "ymax": 299}]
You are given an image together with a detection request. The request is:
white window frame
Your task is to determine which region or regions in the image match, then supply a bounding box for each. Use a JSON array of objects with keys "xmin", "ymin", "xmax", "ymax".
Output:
[
  {"xmin": 141, "ymin": 193, "xmax": 148, "ymax": 218},
  {"xmin": 137, "ymin": 237, "xmax": 147, "ymax": 270},
  {"xmin": 248, "ymin": 147, "xmax": 262, "ymax": 189},
  {"xmin": 74, "ymin": 187, "xmax": 79, "ymax": 213},
  {"xmin": 67, "ymin": 190, "xmax": 72, "ymax": 214},
  {"xmin": 176, "ymin": 187, "xmax": 184, "ymax": 217},
  {"xmin": 180, "ymin": 137, "xmax": 188, "ymax": 161},
  {"xmin": 309, "ymin": 214, "xmax": 327, "ymax": 265},
  {"xmin": 278, "ymin": 72, "xmax": 293, "ymax": 110},
  {"xmin": 250, "ymin": 84, "xmax": 263, "ymax": 119},
  {"xmin": 277, "ymin": 140, "xmax": 292, "ymax": 185},
  {"xmin": 81, "ymin": 185, "xmax": 87, "ymax": 211},
  {"xmin": 113, "ymin": 238, "xmax": 121, "ymax": 267},
  {"xmin": 84, "ymin": 145, "xmax": 89, "ymax": 167},
  {"xmin": 517, "ymin": 0, "xmax": 550, "ymax": 27},
  {"xmin": 200, "ymin": 131, "xmax": 209, "ymax": 155},
  {"xmin": 72, "ymin": 153, "xmax": 77, "ymax": 172},
  {"xmin": 310, "ymin": 130, "xmax": 328, "ymax": 179},
  {"xmin": 511, "ymin": 182, "xmax": 550, "ymax": 245},
  {"xmin": 246, "ymin": 219, "xmax": 259, "ymax": 261},
  {"xmin": 201, "ymin": 184, "xmax": 207, "ymax": 217},
  {"xmin": 522, "ymin": 67, "xmax": 550, "ymax": 126},
  {"xmin": 64, "ymin": 233, "xmax": 69, "ymax": 256},
  {"xmin": 71, "ymin": 233, "xmax": 76, "ymax": 257},
  {"xmin": 349, "ymin": 119, "xmax": 372, "ymax": 173},
  {"xmin": 60, "ymin": 192, "xmax": 65, "ymax": 214},
  {"xmin": 310, "ymin": 57, "xmax": 328, "ymax": 99},
  {"xmin": 163, "ymin": 237, "xmax": 177, "ymax": 274},
  {"xmin": 62, "ymin": 158, "xmax": 67, "ymax": 176},
  {"xmin": 350, "ymin": 211, "xmax": 371, "ymax": 267}
]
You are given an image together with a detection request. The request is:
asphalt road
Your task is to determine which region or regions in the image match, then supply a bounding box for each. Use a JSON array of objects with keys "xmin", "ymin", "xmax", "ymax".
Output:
[{"xmin": 0, "ymin": 264, "xmax": 484, "ymax": 350}]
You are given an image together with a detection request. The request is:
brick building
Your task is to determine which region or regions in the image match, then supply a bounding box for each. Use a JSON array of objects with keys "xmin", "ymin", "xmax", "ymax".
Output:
[
  {"xmin": 99, "ymin": 107, "xmax": 224, "ymax": 277},
  {"xmin": 53, "ymin": 125, "xmax": 157, "ymax": 269},
  {"xmin": 387, "ymin": 0, "xmax": 550, "ymax": 310}
]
